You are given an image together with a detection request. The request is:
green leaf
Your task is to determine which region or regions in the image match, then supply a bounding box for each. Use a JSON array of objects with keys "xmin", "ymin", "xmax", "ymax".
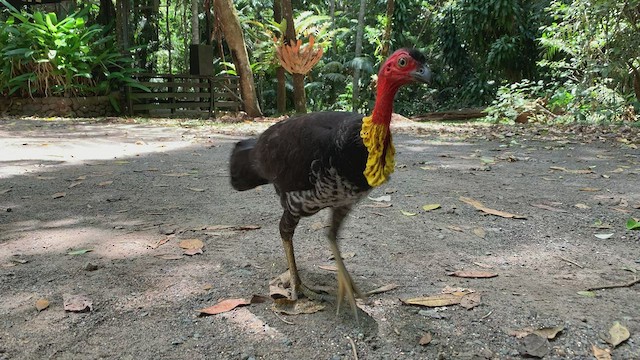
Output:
[
  {"xmin": 401, "ymin": 210, "xmax": 417, "ymax": 216},
  {"xmin": 67, "ymin": 249, "xmax": 93, "ymax": 255},
  {"xmin": 626, "ymin": 218, "xmax": 640, "ymax": 230},
  {"xmin": 422, "ymin": 204, "xmax": 441, "ymax": 211},
  {"xmin": 576, "ymin": 291, "xmax": 596, "ymax": 298}
]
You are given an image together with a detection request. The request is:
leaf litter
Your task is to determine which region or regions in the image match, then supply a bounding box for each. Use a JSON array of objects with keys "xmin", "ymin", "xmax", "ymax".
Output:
[{"xmin": 459, "ymin": 196, "xmax": 526, "ymax": 219}]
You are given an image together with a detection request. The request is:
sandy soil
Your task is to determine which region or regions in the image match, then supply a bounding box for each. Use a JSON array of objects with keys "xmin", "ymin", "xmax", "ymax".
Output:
[{"xmin": 0, "ymin": 117, "xmax": 639, "ymax": 360}]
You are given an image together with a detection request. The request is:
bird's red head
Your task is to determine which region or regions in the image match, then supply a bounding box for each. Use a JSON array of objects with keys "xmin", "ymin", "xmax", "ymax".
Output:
[{"xmin": 378, "ymin": 48, "xmax": 432, "ymax": 90}]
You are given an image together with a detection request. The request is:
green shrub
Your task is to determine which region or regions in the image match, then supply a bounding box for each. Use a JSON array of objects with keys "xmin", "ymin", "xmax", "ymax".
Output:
[{"xmin": 0, "ymin": 0, "xmax": 146, "ymax": 99}]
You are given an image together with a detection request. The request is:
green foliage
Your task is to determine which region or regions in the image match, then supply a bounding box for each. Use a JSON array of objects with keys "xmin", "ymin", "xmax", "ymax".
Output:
[
  {"xmin": 538, "ymin": 0, "xmax": 640, "ymax": 123},
  {"xmin": 0, "ymin": 1, "xmax": 145, "ymax": 98}
]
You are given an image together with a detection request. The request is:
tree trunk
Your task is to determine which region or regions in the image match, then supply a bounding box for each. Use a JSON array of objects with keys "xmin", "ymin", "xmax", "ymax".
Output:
[
  {"xmin": 282, "ymin": 0, "xmax": 306, "ymax": 113},
  {"xmin": 191, "ymin": 0, "xmax": 199, "ymax": 45},
  {"xmin": 214, "ymin": 0, "xmax": 262, "ymax": 117},
  {"xmin": 352, "ymin": 0, "xmax": 366, "ymax": 112},
  {"xmin": 274, "ymin": 0, "xmax": 286, "ymax": 114},
  {"xmin": 381, "ymin": 0, "xmax": 394, "ymax": 58}
]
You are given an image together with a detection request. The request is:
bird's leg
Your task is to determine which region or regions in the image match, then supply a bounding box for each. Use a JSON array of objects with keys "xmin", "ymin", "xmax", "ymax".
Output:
[
  {"xmin": 279, "ymin": 210, "xmax": 301, "ymax": 300},
  {"xmin": 328, "ymin": 206, "xmax": 365, "ymax": 319}
]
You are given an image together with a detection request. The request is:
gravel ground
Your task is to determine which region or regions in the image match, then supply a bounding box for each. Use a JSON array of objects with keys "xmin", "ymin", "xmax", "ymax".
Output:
[{"xmin": 0, "ymin": 117, "xmax": 639, "ymax": 359}]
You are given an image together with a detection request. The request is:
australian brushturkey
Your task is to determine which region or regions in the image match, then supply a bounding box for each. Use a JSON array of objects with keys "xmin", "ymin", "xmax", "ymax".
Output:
[{"xmin": 230, "ymin": 48, "xmax": 431, "ymax": 317}]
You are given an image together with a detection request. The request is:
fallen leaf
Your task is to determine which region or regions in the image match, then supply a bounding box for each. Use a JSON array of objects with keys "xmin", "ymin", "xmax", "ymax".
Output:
[
  {"xmin": 365, "ymin": 283, "xmax": 399, "ymax": 296},
  {"xmin": 606, "ymin": 321, "xmax": 630, "ymax": 347},
  {"xmin": 249, "ymin": 294, "xmax": 270, "ymax": 304},
  {"xmin": 154, "ymin": 254, "xmax": 183, "ymax": 260},
  {"xmin": 161, "ymin": 172, "xmax": 191, "ymax": 177},
  {"xmin": 592, "ymin": 345, "xmax": 612, "ymax": 360},
  {"xmin": 422, "ymin": 204, "xmax": 441, "ymax": 211},
  {"xmin": 0, "ymin": 188, "xmax": 11, "ymax": 195},
  {"xmin": 179, "ymin": 239, "xmax": 204, "ymax": 250},
  {"xmin": 198, "ymin": 298, "xmax": 251, "ymax": 315},
  {"xmin": 472, "ymin": 227, "xmax": 486, "ymax": 238},
  {"xmin": 97, "ymin": 181, "xmax": 113, "ymax": 186},
  {"xmin": 272, "ymin": 298, "xmax": 325, "ymax": 315},
  {"xmin": 68, "ymin": 181, "xmax": 83, "ymax": 189},
  {"xmin": 549, "ymin": 166, "xmax": 594, "ymax": 174},
  {"xmin": 459, "ymin": 292, "xmax": 481, "ymax": 309},
  {"xmin": 310, "ymin": 221, "xmax": 327, "ymax": 230},
  {"xmin": 327, "ymin": 252, "xmax": 355, "ymax": 260},
  {"xmin": 472, "ymin": 262, "xmax": 493, "ymax": 269},
  {"xmin": 35, "ymin": 298, "xmax": 50, "ymax": 311},
  {"xmin": 626, "ymin": 218, "xmax": 640, "ymax": 230},
  {"xmin": 575, "ymin": 203, "xmax": 591, "ymax": 209},
  {"xmin": 151, "ymin": 237, "xmax": 171, "ymax": 249},
  {"xmin": 368, "ymin": 195, "xmax": 391, "ymax": 202},
  {"xmin": 401, "ymin": 210, "xmax": 417, "ymax": 216},
  {"xmin": 447, "ymin": 225, "xmax": 465, "ymax": 232},
  {"xmin": 183, "ymin": 248, "xmax": 203, "ymax": 256},
  {"xmin": 448, "ymin": 270, "xmax": 498, "ymax": 278},
  {"xmin": 419, "ymin": 332, "xmax": 433, "ymax": 346},
  {"xmin": 67, "ymin": 249, "xmax": 93, "ymax": 255},
  {"xmin": 318, "ymin": 264, "xmax": 337, "ymax": 272},
  {"xmin": 531, "ymin": 204, "xmax": 568, "ymax": 213},
  {"xmin": 459, "ymin": 196, "xmax": 526, "ymax": 219},
  {"xmin": 577, "ymin": 290, "xmax": 597, "ymax": 298},
  {"xmin": 580, "ymin": 187, "xmax": 601, "ymax": 192},
  {"xmin": 594, "ymin": 233, "xmax": 613, "ymax": 240},
  {"xmin": 187, "ymin": 188, "xmax": 205, "ymax": 192},
  {"xmin": 63, "ymin": 294, "xmax": 93, "ymax": 312},
  {"xmin": 269, "ymin": 271, "xmax": 293, "ymax": 299},
  {"xmin": 533, "ymin": 326, "xmax": 564, "ymax": 339},
  {"xmin": 401, "ymin": 294, "xmax": 464, "ymax": 307},
  {"xmin": 521, "ymin": 333, "xmax": 550, "ymax": 358},
  {"xmin": 52, "ymin": 192, "xmax": 66, "ymax": 199},
  {"xmin": 441, "ymin": 285, "xmax": 475, "ymax": 295}
]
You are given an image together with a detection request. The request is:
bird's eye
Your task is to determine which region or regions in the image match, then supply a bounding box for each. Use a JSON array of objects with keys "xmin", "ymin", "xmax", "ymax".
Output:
[{"xmin": 398, "ymin": 57, "xmax": 407, "ymax": 67}]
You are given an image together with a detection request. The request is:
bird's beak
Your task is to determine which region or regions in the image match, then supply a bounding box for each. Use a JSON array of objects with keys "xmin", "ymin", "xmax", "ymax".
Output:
[{"xmin": 411, "ymin": 64, "xmax": 432, "ymax": 84}]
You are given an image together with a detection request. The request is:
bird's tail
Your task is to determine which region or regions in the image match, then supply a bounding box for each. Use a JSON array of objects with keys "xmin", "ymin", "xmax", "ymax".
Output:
[{"xmin": 229, "ymin": 138, "xmax": 269, "ymax": 191}]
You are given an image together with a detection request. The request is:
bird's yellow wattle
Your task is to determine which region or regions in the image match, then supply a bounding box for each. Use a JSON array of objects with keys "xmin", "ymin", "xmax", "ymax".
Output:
[{"xmin": 360, "ymin": 115, "xmax": 395, "ymax": 187}]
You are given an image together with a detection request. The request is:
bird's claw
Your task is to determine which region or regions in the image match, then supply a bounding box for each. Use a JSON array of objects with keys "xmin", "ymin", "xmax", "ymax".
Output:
[{"xmin": 335, "ymin": 265, "xmax": 365, "ymax": 320}]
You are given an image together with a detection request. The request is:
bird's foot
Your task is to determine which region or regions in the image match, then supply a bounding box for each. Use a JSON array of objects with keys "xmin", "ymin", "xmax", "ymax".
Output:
[{"xmin": 335, "ymin": 263, "xmax": 366, "ymax": 320}]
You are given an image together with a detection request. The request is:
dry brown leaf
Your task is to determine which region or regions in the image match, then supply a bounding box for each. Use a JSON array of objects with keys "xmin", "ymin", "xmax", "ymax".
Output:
[
  {"xmin": 580, "ymin": 187, "xmax": 601, "ymax": 192},
  {"xmin": 183, "ymin": 248, "xmax": 203, "ymax": 256},
  {"xmin": 52, "ymin": 192, "xmax": 66, "ymax": 199},
  {"xmin": 272, "ymin": 298, "xmax": 325, "ymax": 315},
  {"xmin": 365, "ymin": 283, "xmax": 399, "ymax": 296},
  {"xmin": 533, "ymin": 326, "xmax": 564, "ymax": 339},
  {"xmin": 269, "ymin": 271, "xmax": 292, "ymax": 299},
  {"xmin": 97, "ymin": 180, "xmax": 113, "ymax": 186},
  {"xmin": 68, "ymin": 181, "xmax": 83, "ymax": 189},
  {"xmin": 179, "ymin": 239, "xmax": 204, "ymax": 250},
  {"xmin": 459, "ymin": 196, "xmax": 526, "ymax": 219},
  {"xmin": 327, "ymin": 252, "xmax": 355, "ymax": 260},
  {"xmin": 198, "ymin": 298, "xmax": 251, "ymax": 315},
  {"xmin": 35, "ymin": 298, "xmax": 50, "ymax": 311},
  {"xmin": 63, "ymin": 294, "xmax": 93, "ymax": 313},
  {"xmin": 318, "ymin": 264, "xmax": 338, "ymax": 272},
  {"xmin": 361, "ymin": 203, "xmax": 393, "ymax": 208},
  {"xmin": 448, "ymin": 270, "xmax": 498, "ymax": 279},
  {"xmin": 459, "ymin": 292, "xmax": 482, "ymax": 309},
  {"xmin": 509, "ymin": 328, "xmax": 534, "ymax": 338},
  {"xmin": 447, "ymin": 225, "xmax": 465, "ymax": 232},
  {"xmin": 575, "ymin": 203, "xmax": 591, "ymax": 209},
  {"xmin": 549, "ymin": 166, "xmax": 594, "ymax": 174},
  {"xmin": 592, "ymin": 345, "xmax": 612, "ymax": 360},
  {"xmin": 151, "ymin": 237, "xmax": 171, "ymax": 249},
  {"xmin": 419, "ymin": 332, "xmax": 433, "ymax": 346},
  {"xmin": 472, "ymin": 227, "xmax": 486, "ymax": 238},
  {"xmin": 401, "ymin": 294, "xmax": 464, "ymax": 307}
]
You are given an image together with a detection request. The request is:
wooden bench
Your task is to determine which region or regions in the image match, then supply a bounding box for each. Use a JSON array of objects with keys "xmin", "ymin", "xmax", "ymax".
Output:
[{"xmin": 126, "ymin": 74, "xmax": 242, "ymax": 117}]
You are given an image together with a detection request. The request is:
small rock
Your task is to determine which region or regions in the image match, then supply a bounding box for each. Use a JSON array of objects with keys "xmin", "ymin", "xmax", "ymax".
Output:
[{"xmin": 84, "ymin": 262, "xmax": 99, "ymax": 271}]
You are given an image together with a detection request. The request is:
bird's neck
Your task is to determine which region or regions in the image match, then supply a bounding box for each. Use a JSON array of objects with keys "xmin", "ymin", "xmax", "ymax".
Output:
[{"xmin": 359, "ymin": 80, "xmax": 399, "ymax": 187}]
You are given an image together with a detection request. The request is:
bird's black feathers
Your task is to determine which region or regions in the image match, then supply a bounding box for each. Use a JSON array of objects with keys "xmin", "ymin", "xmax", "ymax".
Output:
[{"xmin": 229, "ymin": 138, "xmax": 269, "ymax": 191}]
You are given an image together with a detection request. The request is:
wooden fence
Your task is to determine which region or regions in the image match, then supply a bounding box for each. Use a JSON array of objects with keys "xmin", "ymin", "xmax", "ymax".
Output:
[{"xmin": 126, "ymin": 74, "xmax": 242, "ymax": 117}]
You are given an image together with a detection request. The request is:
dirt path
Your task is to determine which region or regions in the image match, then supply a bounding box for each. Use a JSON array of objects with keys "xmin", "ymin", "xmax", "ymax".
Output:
[{"xmin": 0, "ymin": 118, "xmax": 639, "ymax": 360}]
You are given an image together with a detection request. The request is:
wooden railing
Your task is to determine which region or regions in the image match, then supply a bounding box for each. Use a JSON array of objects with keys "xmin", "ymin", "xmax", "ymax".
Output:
[{"xmin": 126, "ymin": 74, "xmax": 242, "ymax": 117}]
